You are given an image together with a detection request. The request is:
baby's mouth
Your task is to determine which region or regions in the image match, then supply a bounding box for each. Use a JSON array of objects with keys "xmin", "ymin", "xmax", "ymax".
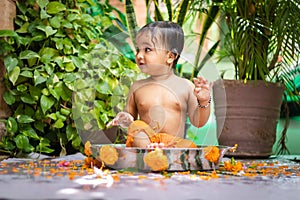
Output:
[{"xmin": 138, "ymin": 63, "xmax": 146, "ymax": 67}]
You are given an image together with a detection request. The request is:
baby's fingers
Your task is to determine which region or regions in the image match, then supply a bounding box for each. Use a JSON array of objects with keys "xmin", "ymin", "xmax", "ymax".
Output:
[{"xmin": 106, "ymin": 119, "xmax": 118, "ymax": 127}]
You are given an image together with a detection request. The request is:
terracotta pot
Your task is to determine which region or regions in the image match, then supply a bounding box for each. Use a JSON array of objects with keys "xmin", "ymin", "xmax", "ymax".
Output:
[{"xmin": 213, "ymin": 79, "xmax": 284, "ymax": 158}]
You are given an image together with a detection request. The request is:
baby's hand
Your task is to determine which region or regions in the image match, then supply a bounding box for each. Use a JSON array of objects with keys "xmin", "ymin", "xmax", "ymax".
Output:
[
  {"xmin": 192, "ymin": 76, "xmax": 212, "ymax": 104},
  {"xmin": 106, "ymin": 112, "xmax": 134, "ymax": 129}
]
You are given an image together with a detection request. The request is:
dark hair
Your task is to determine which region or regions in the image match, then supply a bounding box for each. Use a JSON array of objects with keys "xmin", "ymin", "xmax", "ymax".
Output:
[{"xmin": 136, "ymin": 21, "xmax": 184, "ymax": 67}]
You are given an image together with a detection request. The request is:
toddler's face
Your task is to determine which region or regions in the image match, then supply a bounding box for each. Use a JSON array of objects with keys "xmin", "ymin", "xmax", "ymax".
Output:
[{"xmin": 135, "ymin": 33, "xmax": 171, "ymax": 76}]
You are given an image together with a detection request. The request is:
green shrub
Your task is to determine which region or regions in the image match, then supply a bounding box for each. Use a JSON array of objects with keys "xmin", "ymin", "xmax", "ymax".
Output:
[{"xmin": 0, "ymin": 0, "xmax": 139, "ymax": 156}]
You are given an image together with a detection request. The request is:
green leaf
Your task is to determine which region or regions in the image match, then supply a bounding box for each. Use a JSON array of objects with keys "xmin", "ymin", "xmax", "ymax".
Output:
[
  {"xmin": 45, "ymin": 63, "xmax": 54, "ymax": 75},
  {"xmin": 54, "ymin": 81, "xmax": 72, "ymax": 101},
  {"xmin": 56, "ymin": 111, "xmax": 66, "ymax": 121},
  {"xmin": 20, "ymin": 50, "xmax": 40, "ymax": 60},
  {"xmin": 20, "ymin": 70, "xmax": 33, "ymax": 78},
  {"xmin": 21, "ymin": 94, "xmax": 36, "ymax": 104},
  {"xmin": 3, "ymin": 91, "xmax": 15, "ymax": 105},
  {"xmin": 16, "ymin": 84, "xmax": 27, "ymax": 92},
  {"xmin": 63, "ymin": 73, "xmax": 76, "ymax": 83},
  {"xmin": 66, "ymin": 124, "xmax": 77, "ymax": 141},
  {"xmin": 65, "ymin": 62, "xmax": 75, "ymax": 72},
  {"xmin": 46, "ymin": 2, "xmax": 66, "ymax": 14},
  {"xmin": 41, "ymin": 9, "xmax": 51, "ymax": 19},
  {"xmin": 39, "ymin": 47, "xmax": 59, "ymax": 64},
  {"xmin": 8, "ymin": 66, "xmax": 20, "ymax": 86},
  {"xmin": 95, "ymin": 81, "xmax": 111, "ymax": 94},
  {"xmin": 4, "ymin": 56, "xmax": 18, "ymax": 73},
  {"xmin": 34, "ymin": 70, "xmax": 48, "ymax": 85},
  {"xmin": 29, "ymin": 86, "xmax": 41, "ymax": 101},
  {"xmin": 30, "ymin": 35, "xmax": 45, "ymax": 42},
  {"xmin": 20, "ymin": 126, "xmax": 39, "ymax": 139},
  {"xmin": 71, "ymin": 135, "xmax": 82, "ymax": 149},
  {"xmin": 37, "ymin": 0, "xmax": 49, "ymax": 9},
  {"xmin": 16, "ymin": 115, "xmax": 35, "ymax": 123},
  {"xmin": 60, "ymin": 108, "xmax": 70, "ymax": 116},
  {"xmin": 49, "ymin": 16, "xmax": 61, "ymax": 28},
  {"xmin": 36, "ymin": 25, "xmax": 57, "ymax": 37},
  {"xmin": 18, "ymin": 36, "xmax": 31, "ymax": 46},
  {"xmin": 0, "ymin": 30, "xmax": 18, "ymax": 37},
  {"xmin": 67, "ymin": 14, "xmax": 80, "ymax": 22},
  {"xmin": 37, "ymin": 145, "xmax": 54, "ymax": 153},
  {"xmin": 40, "ymin": 95, "xmax": 55, "ymax": 114},
  {"xmin": 37, "ymin": 138, "xmax": 54, "ymax": 153},
  {"xmin": 6, "ymin": 117, "xmax": 18, "ymax": 133},
  {"xmin": 47, "ymin": 113, "xmax": 57, "ymax": 120},
  {"xmin": 28, "ymin": 58, "xmax": 37, "ymax": 67},
  {"xmin": 45, "ymin": 26, "xmax": 57, "ymax": 37},
  {"xmin": 71, "ymin": 56, "xmax": 83, "ymax": 68},
  {"xmin": 16, "ymin": 22, "xmax": 29, "ymax": 33},
  {"xmin": 34, "ymin": 121, "xmax": 46, "ymax": 132},
  {"xmin": 49, "ymin": 87, "xmax": 60, "ymax": 101},
  {"xmin": 53, "ymin": 118, "xmax": 64, "ymax": 128},
  {"xmin": 14, "ymin": 135, "xmax": 34, "ymax": 153}
]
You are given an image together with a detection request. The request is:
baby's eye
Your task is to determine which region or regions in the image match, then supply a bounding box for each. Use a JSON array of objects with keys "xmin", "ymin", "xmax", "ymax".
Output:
[{"xmin": 145, "ymin": 47, "xmax": 151, "ymax": 52}]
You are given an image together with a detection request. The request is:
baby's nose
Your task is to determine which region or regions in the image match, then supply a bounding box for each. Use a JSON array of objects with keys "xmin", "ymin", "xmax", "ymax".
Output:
[{"xmin": 136, "ymin": 51, "xmax": 144, "ymax": 60}]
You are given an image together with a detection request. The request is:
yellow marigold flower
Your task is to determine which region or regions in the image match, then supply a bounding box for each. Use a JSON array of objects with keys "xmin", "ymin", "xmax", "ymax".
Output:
[
  {"xmin": 144, "ymin": 148, "xmax": 169, "ymax": 171},
  {"xmin": 99, "ymin": 145, "xmax": 119, "ymax": 165}
]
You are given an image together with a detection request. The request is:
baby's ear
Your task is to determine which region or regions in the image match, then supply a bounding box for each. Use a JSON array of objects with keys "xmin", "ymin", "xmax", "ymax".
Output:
[{"xmin": 167, "ymin": 51, "xmax": 176, "ymax": 64}]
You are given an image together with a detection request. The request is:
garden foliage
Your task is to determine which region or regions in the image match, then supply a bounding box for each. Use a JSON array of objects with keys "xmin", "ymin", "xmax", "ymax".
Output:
[{"xmin": 0, "ymin": 0, "xmax": 139, "ymax": 156}]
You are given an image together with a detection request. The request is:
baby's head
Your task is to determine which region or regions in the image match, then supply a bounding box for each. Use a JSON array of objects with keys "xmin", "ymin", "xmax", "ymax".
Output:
[{"xmin": 136, "ymin": 21, "xmax": 184, "ymax": 67}]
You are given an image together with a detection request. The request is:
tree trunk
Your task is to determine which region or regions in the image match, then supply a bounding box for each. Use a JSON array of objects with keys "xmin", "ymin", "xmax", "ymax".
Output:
[{"xmin": 0, "ymin": 0, "xmax": 16, "ymax": 140}]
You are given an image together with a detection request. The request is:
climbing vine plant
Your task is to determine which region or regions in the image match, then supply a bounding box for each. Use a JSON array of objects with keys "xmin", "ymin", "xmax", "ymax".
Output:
[{"xmin": 0, "ymin": 0, "xmax": 139, "ymax": 156}]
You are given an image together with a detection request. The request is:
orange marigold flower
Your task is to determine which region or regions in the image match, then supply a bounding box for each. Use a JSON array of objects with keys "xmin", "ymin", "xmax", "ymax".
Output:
[
  {"xmin": 204, "ymin": 146, "xmax": 220, "ymax": 163},
  {"xmin": 144, "ymin": 148, "xmax": 169, "ymax": 171},
  {"xmin": 84, "ymin": 157, "xmax": 103, "ymax": 168},
  {"xmin": 224, "ymin": 158, "xmax": 243, "ymax": 172},
  {"xmin": 99, "ymin": 145, "xmax": 119, "ymax": 165},
  {"xmin": 84, "ymin": 141, "xmax": 92, "ymax": 157}
]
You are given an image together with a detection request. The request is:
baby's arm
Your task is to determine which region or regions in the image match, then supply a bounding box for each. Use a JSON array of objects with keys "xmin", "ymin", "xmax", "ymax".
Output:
[
  {"xmin": 189, "ymin": 76, "xmax": 212, "ymax": 127},
  {"xmin": 106, "ymin": 82, "xmax": 139, "ymax": 129}
]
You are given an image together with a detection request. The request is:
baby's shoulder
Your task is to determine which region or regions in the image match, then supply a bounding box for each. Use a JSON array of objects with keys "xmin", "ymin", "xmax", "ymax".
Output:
[
  {"xmin": 130, "ymin": 78, "xmax": 152, "ymax": 90},
  {"xmin": 172, "ymin": 76, "xmax": 193, "ymax": 87}
]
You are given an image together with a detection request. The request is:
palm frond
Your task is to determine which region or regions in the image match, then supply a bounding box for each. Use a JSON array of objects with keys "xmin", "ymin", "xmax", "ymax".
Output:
[
  {"xmin": 175, "ymin": 0, "xmax": 192, "ymax": 26},
  {"xmin": 125, "ymin": 0, "xmax": 138, "ymax": 47},
  {"xmin": 163, "ymin": 0, "xmax": 173, "ymax": 21},
  {"xmin": 153, "ymin": 0, "xmax": 165, "ymax": 21}
]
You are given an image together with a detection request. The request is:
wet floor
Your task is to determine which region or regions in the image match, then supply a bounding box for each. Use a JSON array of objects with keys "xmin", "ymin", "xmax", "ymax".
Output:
[{"xmin": 0, "ymin": 153, "xmax": 299, "ymax": 200}]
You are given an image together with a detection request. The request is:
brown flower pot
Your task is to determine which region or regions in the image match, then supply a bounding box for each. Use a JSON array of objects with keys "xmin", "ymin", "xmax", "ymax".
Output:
[{"xmin": 213, "ymin": 79, "xmax": 284, "ymax": 158}]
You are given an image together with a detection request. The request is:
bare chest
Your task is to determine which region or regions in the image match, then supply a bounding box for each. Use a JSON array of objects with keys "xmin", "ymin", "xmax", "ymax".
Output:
[{"xmin": 134, "ymin": 83, "xmax": 188, "ymax": 112}]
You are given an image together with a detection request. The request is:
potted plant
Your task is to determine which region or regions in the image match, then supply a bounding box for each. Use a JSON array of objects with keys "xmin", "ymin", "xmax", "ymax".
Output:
[{"xmin": 213, "ymin": 0, "xmax": 300, "ymax": 158}]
